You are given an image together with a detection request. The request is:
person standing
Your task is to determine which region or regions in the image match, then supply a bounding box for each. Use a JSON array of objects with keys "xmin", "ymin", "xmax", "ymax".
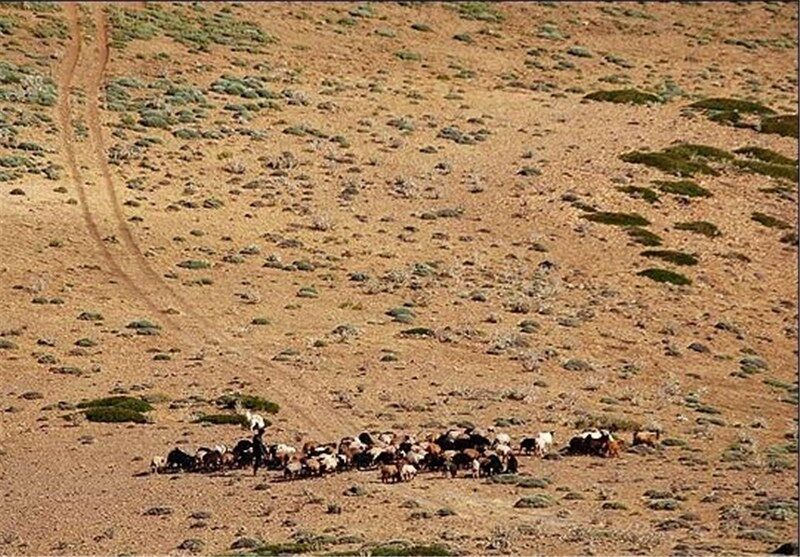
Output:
[{"xmin": 252, "ymin": 426, "xmax": 267, "ymax": 476}]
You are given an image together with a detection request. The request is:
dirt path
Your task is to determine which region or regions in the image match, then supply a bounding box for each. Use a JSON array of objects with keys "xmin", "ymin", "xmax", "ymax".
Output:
[{"xmin": 58, "ymin": 2, "xmax": 357, "ymax": 441}]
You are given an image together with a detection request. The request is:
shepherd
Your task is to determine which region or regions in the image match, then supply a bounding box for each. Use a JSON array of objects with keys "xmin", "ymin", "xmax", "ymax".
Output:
[{"xmin": 252, "ymin": 426, "xmax": 268, "ymax": 476}]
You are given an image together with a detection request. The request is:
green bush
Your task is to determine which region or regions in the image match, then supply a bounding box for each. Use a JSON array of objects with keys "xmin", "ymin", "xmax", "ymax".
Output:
[
  {"xmin": 759, "ymin": 114, "xmax": 797, "ymax": 138},
  {"xmin": 584, "ymin": 212, "xmax": 650, "ymax": 226},
  {"xmin": 734, "ymin": 146, "xmax": 796, "ymax": 166},
  {"xmin": 734, "ymin": 159, "xmax": 797, "ymax": 181},
  {"xmin": 84, "ymin": 406, "xmax": 148, "ymax": 423},
  {"xmin": 752, "ymin": 212, "xmax": 791, "ymax": 229},
  {"xmin": 456, "ymin": 2, "xmax": 504, "ymax": 22},
  {"xmin": 620, "ymin": 151, "xmax": 717, "ymax": 177},
  {"xmin": 641, "ymin": 250, "xmax": 698, "ymax": 266},
  {"xmin": 689, "ymin": 97, "xmax": 774, "ymax": 115},
  {"xmin": 194, "ymin": 413, "xmax": 250, "ymax": 426},
  {"xmin": 78, "ymin": 396, "xmax": 153, "ymax": 413},
  {"xmin": 514, "ymin": 494, "xmax": 556, "ymax": 508},
  {"xmin": 653, "ymin": 180, "xmax": 711, "ymax": 198},
  {"xmin": 674, "ymin": 221, "xmax": 721, "ymax": 238},
  {"xmin": 584, "ymin": 89, "xmax": 661, "ymax": 105},
  {"xmin": 216, "ymin": 393, "xmax": 279, "ymax": 414},
  {"xmin": 637, "ymin": 268, "xmax": 692, "ymax": 285},
  {"xmin": 627, "ymin": 227, "xmax": 662, "ymax": 246},
  {"xmin": 618, "ymin": 185, "xmax": 659, "ymax": 203}
]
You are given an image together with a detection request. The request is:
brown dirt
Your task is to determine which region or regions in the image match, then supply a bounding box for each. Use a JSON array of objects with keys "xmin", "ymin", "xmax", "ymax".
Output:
[{"xmin": 0, "ymin": 2, "xmax": 797, "ymax": 555}]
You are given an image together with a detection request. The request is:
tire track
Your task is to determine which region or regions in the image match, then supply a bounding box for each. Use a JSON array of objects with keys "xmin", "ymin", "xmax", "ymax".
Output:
[{"xmin": 62, "ymin": 3, "xmax": 356, "ymax": 440}]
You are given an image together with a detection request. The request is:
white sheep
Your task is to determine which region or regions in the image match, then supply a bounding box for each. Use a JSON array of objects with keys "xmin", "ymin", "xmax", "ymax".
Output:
[
  {"xmin": 150, "ymin": 456, "xmax": 167, "ymax": 474},
  {"xmin": 399, "ymin": 463, "xmax": 417, "ymax": 482}
]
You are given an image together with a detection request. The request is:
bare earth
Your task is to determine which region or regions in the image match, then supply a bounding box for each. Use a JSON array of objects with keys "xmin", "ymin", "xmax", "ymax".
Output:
[{"xmin": 0, "ymin": 2, "xmax": 797, "ymax": 555}]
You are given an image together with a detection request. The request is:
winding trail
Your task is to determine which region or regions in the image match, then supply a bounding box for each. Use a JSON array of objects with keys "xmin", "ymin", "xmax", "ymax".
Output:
[{"xmin": 58, "ymin": 2, "xmax": 355, "ymax": 441}]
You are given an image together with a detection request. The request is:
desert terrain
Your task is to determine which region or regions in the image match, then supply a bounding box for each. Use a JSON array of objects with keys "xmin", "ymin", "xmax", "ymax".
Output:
[{"xmin": 0, "ymin": 1, "xmax": 797, "ymax": 555}]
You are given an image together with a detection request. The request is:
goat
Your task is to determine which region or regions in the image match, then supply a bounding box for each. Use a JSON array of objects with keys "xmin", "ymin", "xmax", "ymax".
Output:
[{"xmin": 632, "ymin": 430, "xmax": 660, "ymax": 447}]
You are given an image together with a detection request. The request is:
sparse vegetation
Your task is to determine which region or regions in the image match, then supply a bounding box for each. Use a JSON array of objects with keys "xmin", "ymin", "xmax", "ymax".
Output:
[
  {"xmin": 584, "ymin": 89, "xmax": 661, "ymax": 105},
  {"xmin": 637, "ymin": 268, "xmax": 692, "ymax": 285}
]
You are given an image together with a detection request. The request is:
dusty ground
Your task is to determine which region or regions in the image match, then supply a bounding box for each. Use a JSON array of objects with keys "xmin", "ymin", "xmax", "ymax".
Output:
[{"xmin": 0, "ymin": 2, "xmax": 797, "ymax": 555}]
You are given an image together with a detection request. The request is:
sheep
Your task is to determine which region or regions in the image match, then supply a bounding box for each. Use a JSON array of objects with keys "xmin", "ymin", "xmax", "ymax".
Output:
[
  {"xmin": 471, "ymin": 459, "xmax": 481, "ymax": 479},
  {"xmin": 284, "ymin": 459, "xmax": 302, "ymax": 480},
  {"xmin": 534, "ymin": 431, "xmax": 555, "ymax": 456},
  {"xmin": 399, "ymin": 463, "xmax": 417, "ymax": 482},
  {"xmin": 150, "ymin": 456, "xmax": 167, "ymax": 474},
  {"xmin": 221, "ymin": 451, "xmax": 236, "ymax": 469},
  {"xmin": 632, "ymin": 430, "xmax": 660, "ymax": 447},
  {"xmin": 232, "ymin": 439, "xmax": 253, "ymax": 468},
  {"xmin": 319, "ymin": 453, "xmax": 338, "ymax": 474},
  {"xmin": 494, "ymin": 432, "xmax": 511, "ymax": 447},
  {"xmin": 242, "ymin": 408, "xmax": 266, "ymax": 433},
  {"xmin": 273, "ymin": 444, "xmax": 297, "ymax": 466},
  {"xmin": 520, "ymin": 437, "xmax": 537, "ymax": 455},
  {"xmin": 166, "ymin": 448, "xmax": 196, "ymax": 472},
  {"xmin": 380, "ymin": 464, "xmax": 398, "ymax": 483},
  {"xmin": 303, "ymin": 457, "xmax": 321, "ymax": 477},
  {"xmin": 494, "ymin": 444, "xmax": 513, "ymax": 458},
  {"xmin": 606, "ymin": 438, "xmax": 624, "ymax": 458}
]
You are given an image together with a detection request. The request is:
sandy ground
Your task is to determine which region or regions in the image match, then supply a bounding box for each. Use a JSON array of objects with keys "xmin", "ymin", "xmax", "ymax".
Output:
[{"xmin": 0, "ymin": 2, "xmax": 797, "ymax": 555}]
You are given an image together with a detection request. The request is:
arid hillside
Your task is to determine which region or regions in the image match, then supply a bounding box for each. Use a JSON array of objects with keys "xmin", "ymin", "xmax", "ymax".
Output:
[{"xmin": 0, "ymin": 2, "xmax": 797, "ymax": 555}]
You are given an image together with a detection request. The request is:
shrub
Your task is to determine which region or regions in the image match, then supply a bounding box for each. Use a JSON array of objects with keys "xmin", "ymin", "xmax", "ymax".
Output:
[
  {"xmin": 620, "ymin": 150, "xmax": 717, "ymax": 177},
  {"xmin": 78, "ymin": 396, "xmax": 153, "ymax": 413},
  {"xmin": 662, "ymin": 144, "xmax": 734, "ymax": 162},
  {"xmin": 401, "ymin": 327, "xmax": 435, "ymax": 337},
  {"xmin": 216, "ymin": 393, "xmax": 279, "ymax": 414},
  {"xmin": 369, "ymin": 543, "xmax": 452, "ymax": 557},
  {"xmin": 689, "ymin": 98, "xmax": 774, "ymax": 115},
  {"xmin": 618, "ymin": 185, "xmax": 659, "ymax": 203},
  {"xmin": 641, "ymin": 250, "xmax": 698, "ymax": 266},
  {"xmin": 177, "ymin": 259, "xmax": 211, "ymax": 270},
  {"xmin": 734, "ymin": 146, "xmax": 796, "ymax": 166},
  {"xmin": 194, "ymin": 413, "xmax": 250, "ymax": 426},
  {"xmin": 395, "ymin": 50, "xmax": 421, "ymax": 61},
  {"xmin": 735, "ymin": 159, "xmax": 797, "ymax": 181},
  {"xmin": 674, "ymin": 221, "xmax": 721, "ymax": 238},
  {"xmin": 637, "ymin": 268, "xmax": 692, "ymax": 285},
  {"xmin": 752, "ymin": 212, "xmax": 791, "ymax": 229},
  {"xmin": 514, "ymin": 494, "xmax": 556, "ymax": 508},
  {"xmin": 759, "ymin": 114, "xmax": 797, "ymax": 138},
  {"xmin": 84, "ymin": 407, "xmax": 148, "ymax": 423},
  {"xmin": 627, "ymin": 227, "xmax": 662, "ymax": 246},
  {"xmin": 653, "ymin": 180, "xmax": 711, "ymax": 198},
  {"xmin": 584, "ymin": 89, "xmax": 661, "ymax": 105},
  {"xmin": 574, "ymin": 414, "xmax": 641, "ymax": 432},
  {"xmin": 584, "ymin": 212, "xmax": 650, "ymax": 226},
  {"xmin": 456, "ymin": 2, "xmax": 504, "ymax": 22}
]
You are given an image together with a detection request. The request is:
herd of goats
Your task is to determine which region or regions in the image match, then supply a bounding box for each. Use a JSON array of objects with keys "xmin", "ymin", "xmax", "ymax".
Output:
[{"xmin": 150, "ymin": 410, "xmax": 662, "ymax": 482}]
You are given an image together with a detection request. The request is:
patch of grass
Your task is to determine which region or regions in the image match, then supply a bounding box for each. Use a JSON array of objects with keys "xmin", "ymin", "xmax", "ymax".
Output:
[
  {"xmin": 618, "ymin": 185, "xmax": 659, "ymax": 203},
  {"xmin": 752, "ymin": 212, "xmax": 790, "ymax": 229},
  {"xmin": 662, "ymin": 144, "xmax": 734, "ymax": 162},
  {"xmin": 620, "ymin": 150, "xmax": 717, "ymax": 177},
  {"xmin": 627, "ymin": 227, "xmax": 663, "ymax": 246},
  {"xmin": 177, "ymin": 259, "xmax": 211, "ymax": 270},
  {"xmin": 584, "ymin": 212, "xmax": 650, "ymax": 226},
  {"xmin": 216, "ymin": 393, "xmax": 279, "ymax": 414},
  {"xmin": 734, "ymin": 146, "xmax": 796, "ymax": 166},
  {"xmin": 637, "ymin": 268, "xmax": 691, "ymax": 285},
  {"xmin": 734, "ymin": 159, "xmax": 797, "ymax": 181},
  {"xmin": 456, "ymin": 2, "xmax": 504, "ymax": 22},
  {"xmin": 641, "ymin": 250, "xmax": 698, "ymax": 266},
  {"xmin": 401, "ymin": 327, "xmax": 435, "ymax": 338},
  {"xmin": 689, "ymin": 97, "xmax": 774, "ymax": 115},
  {"xmin": 194, "ymin": 413, "xmax": 250, "ymax": 426},
  {"xmin": 653, "ymin": 180, "xmax": 711, "ymax": 198},
  {"xmin": 77, "ymin": 396, "xmax": 153, "ymax": 413},
  {"xmin": 84, "ymin": 406, "xmax": 149, "ymax": 423},
  {"xmin": 249, "ymin": 542, "xmax": 317, "ymax": 556},
  {"xmin": 584, "ymin": 89, "xmax": 661, "ymax": 105},
  {"xmin": 674, "ymin": 221, "xmax": 721, "ymax": 238},
  {"xmin": 395, "ymin": 50, "xmax": 421, "ymax": 62},
  {"xmin": 515, "ymin": 494, "xmax": 556, "ymax": 508},
  {"xmin": 759, "ymin": 114, "xmax": 797, "ymax": 138},
  {"xmin": 574, "ymin": 414, "xmax": 641, "ymax": 432}
]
